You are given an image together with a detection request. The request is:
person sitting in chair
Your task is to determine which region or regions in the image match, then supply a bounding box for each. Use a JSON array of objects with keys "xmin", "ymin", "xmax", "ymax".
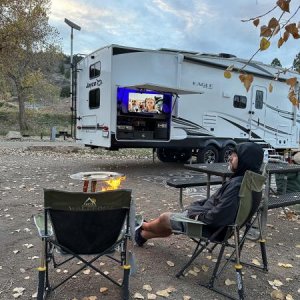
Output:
[{"xmin": 135, "ymin": 142, "xmax": 263, "ymax": 247}]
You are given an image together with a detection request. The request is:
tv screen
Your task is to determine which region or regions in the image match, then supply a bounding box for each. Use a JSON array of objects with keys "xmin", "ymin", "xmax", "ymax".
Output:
[{"xmin": 117, "ymin": 87, "xmax": 172, "ymax": 115}]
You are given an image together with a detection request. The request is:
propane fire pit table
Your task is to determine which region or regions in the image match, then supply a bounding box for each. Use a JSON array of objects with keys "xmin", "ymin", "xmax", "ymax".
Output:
[{"xmin": 70, "ymin": 171, "xmax": 126, "ymax": 192}]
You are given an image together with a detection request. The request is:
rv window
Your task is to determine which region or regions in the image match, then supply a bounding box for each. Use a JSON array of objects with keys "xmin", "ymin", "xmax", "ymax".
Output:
[
  {"xmin": 233, "ymin": 95, "xmax": 247, "ymax": 109},
  {"xmin": 89, "ymin": 88, "xmax": 100, "ymax": 109},
  {"xmin": 89, "ymin": 61, "xmax": 101, "ymax": 79},
  {"xmin": 255, "ymin": 90, "xmax": 264, "ymax": 109}
]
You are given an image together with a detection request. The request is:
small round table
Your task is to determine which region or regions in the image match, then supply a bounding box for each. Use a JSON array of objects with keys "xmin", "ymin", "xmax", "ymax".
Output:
[{"xmin": 70, "ymin": 171, "xmax": 125, "ymax": 192}]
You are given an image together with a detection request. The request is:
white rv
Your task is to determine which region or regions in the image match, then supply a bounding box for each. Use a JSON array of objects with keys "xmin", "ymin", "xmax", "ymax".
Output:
[{"xmin": 74, "ymin": 44, "xmax": 300, "ymax": 163}]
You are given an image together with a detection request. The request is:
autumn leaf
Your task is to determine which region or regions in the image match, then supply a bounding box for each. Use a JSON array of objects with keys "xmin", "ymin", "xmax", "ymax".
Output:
[
  {"xmin": 276, "ymin": 0, "xmax": 290, "ymax": 13},
  {"xmin": 252, "ymin": 258, "xmax": 261, "ymax": 266},
  {"xmin": 277, "ymin": 262, "xmax": 293, "ymax": 268},
  {"xmin": 133, "ymin": 293, "xmax": 144, "ymax": 299},
  {"xmin": 143, "ymin": 284, "xmax": 152, "ymax": 291},
  {"xmin": 260, "ymin": 25, "xmax": 272, "ymax": 37},
  {"xmin": 239, "ymin": 74, "xmax": 254, "ymax": 92},
  {"xmin": 260, "ymin": 37, "xmax": 271, "ymax": 51},
  {"xmin": 283, "ymin": 30, "xmax": 290, "ymax": 42},
  {"xmin": 166, "ymin": 261, "xmax": 175, "ymax": 267},
  {"xmin": 253, "ymin": 19, "xmax": 260, "ymax": 27},
  {"xmin": 285, "ymin": 23, "xmax": 298, "ymax": 35},
  {"xmin": 268, "ymin": 17, "xmax": 279, "ymax": 29},
  {"xmin": 156, "ymin": 289, "xmax": 169, "ymax": 297},
  {"xmin": 278, "ymin": 37, "xmax": 284, "ymax": 48},
  {"xmin": 270, "ymin": 289, "xmax": 285, "ymax": 300},
  {"xmin": 272, "ymin": 25, "xmax": 280, "ymax": 37},
  {"xmin": 225, "ymin": 278, "xmax": 236, "ymax": 286},
  {"xmin": 269, "ymin": 83, "xmax": 273, "ymax": 93},
  {"xmin": 286, "ymin": 77, "xmax": 297, "ymax": 87}
]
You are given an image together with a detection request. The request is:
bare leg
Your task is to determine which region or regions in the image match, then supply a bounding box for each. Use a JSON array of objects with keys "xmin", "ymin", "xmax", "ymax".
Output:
[{"xmin": 140, "ymin": 212, "xmax": 172, "ymax": 240}]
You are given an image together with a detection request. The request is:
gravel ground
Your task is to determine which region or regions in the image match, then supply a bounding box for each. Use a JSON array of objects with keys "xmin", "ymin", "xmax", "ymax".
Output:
[{"xmin": 0, "ymin": 137, "xmax": 299, "ymax": 300}]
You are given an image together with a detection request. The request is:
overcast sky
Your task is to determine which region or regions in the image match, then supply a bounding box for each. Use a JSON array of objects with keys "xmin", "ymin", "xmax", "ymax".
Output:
[{"xmin": 49, "ymin": 0, "xmax": 300, "ymax": 67}]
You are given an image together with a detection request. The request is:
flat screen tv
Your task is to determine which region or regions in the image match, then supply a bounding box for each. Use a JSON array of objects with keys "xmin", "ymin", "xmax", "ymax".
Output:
[{"xmin": 117, "ymin": 87, "xmax": 172, "ymax": 116}]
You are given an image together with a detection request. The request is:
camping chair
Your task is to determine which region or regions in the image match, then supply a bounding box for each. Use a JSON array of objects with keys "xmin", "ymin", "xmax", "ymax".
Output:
[
  {"xmin": 34, "ymin": 188, "xmax": 134, "ymax": 300},
  {"xmin": 174, "ymin": 170, "xmax": 266, "ymax": 300}
]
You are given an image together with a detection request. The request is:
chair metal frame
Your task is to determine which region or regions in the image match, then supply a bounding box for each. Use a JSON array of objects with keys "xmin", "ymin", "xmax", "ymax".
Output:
[
  {"xmin": 175, "ymin": 171, "xmax": 266, "ymax": 300},
  {"xmin": 35, "ymin": 189, "xmax": 133, "ymax": 300}
]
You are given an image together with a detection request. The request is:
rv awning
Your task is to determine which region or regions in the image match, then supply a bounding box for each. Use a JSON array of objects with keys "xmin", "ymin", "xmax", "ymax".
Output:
[{"xmin": 124, "ymin": 83, "xmax": 203, "ymax": 95}]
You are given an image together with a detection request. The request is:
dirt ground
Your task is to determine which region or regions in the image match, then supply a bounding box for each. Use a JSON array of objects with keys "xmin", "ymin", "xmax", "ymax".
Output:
[{"xmin": 0, "ymin": 138, "xmax": 299, "ymax": 300}]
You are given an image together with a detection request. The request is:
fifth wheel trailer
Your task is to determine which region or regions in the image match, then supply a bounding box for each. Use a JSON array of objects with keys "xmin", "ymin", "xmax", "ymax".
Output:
[{"xmin": 74, "ymin": 44, "xmax": 300, "ymax": 163}]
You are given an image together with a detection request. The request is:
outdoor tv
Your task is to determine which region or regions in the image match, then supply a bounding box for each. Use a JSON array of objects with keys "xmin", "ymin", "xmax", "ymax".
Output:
[{"xmin": 117, "ymin": 87, "xmax": 172, "ymax": 116}]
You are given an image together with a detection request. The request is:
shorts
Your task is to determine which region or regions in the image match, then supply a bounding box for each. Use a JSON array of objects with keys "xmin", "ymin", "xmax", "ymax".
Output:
[
  {"xmin": 169, "ymin": 211, "xmax": 219, "ymax": 239},
  {"xmin": 169, "ymin": 210, "xmax": 189, "ymax": 233}
]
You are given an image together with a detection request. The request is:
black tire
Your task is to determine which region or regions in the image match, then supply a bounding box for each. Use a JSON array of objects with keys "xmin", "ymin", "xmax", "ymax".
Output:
[
  {"xmin": 219, "ymin": 145, "xmax": 235, "ymax": 162},
  {"xmin": 197, "ymin": 145, "xmax": 219, "ymax": 163},
  {"xmin": 156, "ymin": 148, "xmax": 192, "ymax": 163}
]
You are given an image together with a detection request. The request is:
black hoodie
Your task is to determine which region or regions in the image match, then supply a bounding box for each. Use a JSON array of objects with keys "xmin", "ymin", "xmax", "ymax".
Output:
[{"xmin": 187, "ymin": 142, "xmax": 263, "ymax": 227}]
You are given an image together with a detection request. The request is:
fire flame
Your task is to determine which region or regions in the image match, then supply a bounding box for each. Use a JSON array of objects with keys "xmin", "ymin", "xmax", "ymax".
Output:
[{"xmin": 101, "ymin": 176, "xmax": 126, "ymax": 191}]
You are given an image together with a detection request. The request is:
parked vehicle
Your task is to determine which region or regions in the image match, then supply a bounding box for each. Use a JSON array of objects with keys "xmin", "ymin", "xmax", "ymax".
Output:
[{"xmin": 74, "ymin": 44, "xmax": 300, "ymax": 163}]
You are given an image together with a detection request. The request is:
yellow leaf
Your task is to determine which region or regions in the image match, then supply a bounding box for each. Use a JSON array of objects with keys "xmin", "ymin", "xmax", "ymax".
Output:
[
  {"xmin": 143, "ymin": 284, "xmax": 152, "ymax": 291},
  {"xmin": 278, "ymin": 262, "xmax": 293, "ymax": 268},
  {"xmin": 224, "ymin": 70, "xmax": 232, "ymax": 79},
  {"xmin": 286, "ymin": 77, "xmax": 297, "ymax": 87},
  {"xmin": 276, "ymin": 0, "xmax": 290, "ymax": 13},
  {"xmin": 270, "ymin": 289, "xmax": 285, "ymax": 300},
  {"xmin": 156, "ymin": 289, "xmax": 169, "ymax": 297},
  {"xmin": 201, "ymin": 265, "xmax": 209, "ymax": 272},
  {"xmin": 166, "ymin": 260, "xmax": 175, "ymax": 267},
  {"xmin": 133, "ymin": 292, "xmax": 144, "ymax": 299},
  {"xmin": 286, "ymin": 294, "xmax": 294, "ymax": 300},
  {"xmin": 260, "ymin": 37, "xmax": 271, "ymax": 51},
  {"xmin": 268, "ymin": 17, "xmax": 279, "ymax": 29},
  {"xmin": 273, "ymin": 279, "xmax": 284, "ymax": 287},
  {"xmin": 100, "ymin": 287, "xmax": 108, "ymax": 293},
  {"xmin": 269, "ymin": 83, "xmax": 273, "ymax": 93},
  {"xmin": 252, "ymin": 258, "xmax": 261, "ymax": 266},
  {"xmin": 225, "ymin": 278, "xmax": 236, "ymax": 286},
  {"xmin": 253, "ymin": 19, "xmax": 260, "ymax": 27}
]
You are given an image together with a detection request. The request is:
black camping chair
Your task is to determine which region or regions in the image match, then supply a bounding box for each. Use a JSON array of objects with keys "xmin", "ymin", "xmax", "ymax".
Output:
[
  {"xmin": 34, "ymin": 189, "xmax": 133, "ymax": 300},
  {"xmin": 173, "ymin": 170, "xmax": 266, "ymax": 300}
]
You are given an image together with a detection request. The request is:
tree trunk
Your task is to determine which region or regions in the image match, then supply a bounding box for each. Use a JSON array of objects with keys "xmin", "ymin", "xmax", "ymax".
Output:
[
  {"xmin": 18, "ymin": 94, "xmax": 28, "ymax": 133},
  {"xmin": 15, "ymin": 81, "xmax": 28, "ymax": 133}
]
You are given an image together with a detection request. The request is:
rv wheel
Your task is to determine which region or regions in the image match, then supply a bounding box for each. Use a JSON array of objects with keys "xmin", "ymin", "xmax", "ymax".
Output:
[
  {"xmin": 197, "ymin": 145, "xmax": 219, "ymax": 164},
  {"xmin": 219, "ymin": 145, "xmax": 235, "ymax": 163},
  {"xmin": 156, "ymin": 148, "xmax": 192, "ymax": 163}
]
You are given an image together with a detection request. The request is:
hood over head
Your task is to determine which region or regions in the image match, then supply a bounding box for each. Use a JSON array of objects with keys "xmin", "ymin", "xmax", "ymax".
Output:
[{"xmin": 232, "ymin": 142, "xmax": 263, "ymax": 177}]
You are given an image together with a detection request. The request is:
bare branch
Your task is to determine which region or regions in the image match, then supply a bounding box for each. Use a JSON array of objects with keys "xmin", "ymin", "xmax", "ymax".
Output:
[{"xmin": 241, "ymin": 5, "xmax": 277, "ymax": 22}]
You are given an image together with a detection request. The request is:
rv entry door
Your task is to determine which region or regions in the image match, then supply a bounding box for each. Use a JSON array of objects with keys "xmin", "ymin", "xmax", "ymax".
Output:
[{"xmin": 248, "ymin": 85, "xmax": 267, "ymax": 141}]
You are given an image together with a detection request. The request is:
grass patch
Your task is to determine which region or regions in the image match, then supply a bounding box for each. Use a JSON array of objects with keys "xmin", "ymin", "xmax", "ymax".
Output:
[{"xmin": 0, "ymin": 108, "xmax": 71, "ymax": 136}]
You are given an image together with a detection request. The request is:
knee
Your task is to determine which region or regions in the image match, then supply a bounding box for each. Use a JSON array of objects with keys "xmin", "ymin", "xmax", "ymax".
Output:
[{"xmin": 158, "ymin": 213, "xmax": 172, "ymax": 236}]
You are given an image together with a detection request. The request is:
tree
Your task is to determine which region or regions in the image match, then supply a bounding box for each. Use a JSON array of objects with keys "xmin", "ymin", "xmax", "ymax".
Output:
[
  {"xmin": 0, "ymin": 0, "xmax": 61, "ymax": 133},
  {"xmin": 293, "ymin": 52, "xmax": 300, "ymax": 73},
  {"xmin": 271, "ymin": 58, "xmax": 282, "ymax": 67},
  {"xmin": 224, "ymin": 0, "xmax": 299, "ymax": 106}
]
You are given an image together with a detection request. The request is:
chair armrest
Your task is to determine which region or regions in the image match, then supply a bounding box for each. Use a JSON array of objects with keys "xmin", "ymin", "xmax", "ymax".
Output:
[
  {"xmin": 33, "ymin": 214, "xmax": 53, "ymax": 237},
  {"xmin": 170, "ymin": 215, "xmax": 205, "ymax": 239}
]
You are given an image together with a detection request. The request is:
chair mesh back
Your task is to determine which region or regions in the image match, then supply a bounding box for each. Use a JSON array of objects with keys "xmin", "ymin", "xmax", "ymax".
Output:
[
  {"xmin": 49, "ymin": 209, "xmax": 127, "ymax": 254},
  {"xmin": 236, "ymin": 171, "xmax": 265, "ymax": 227},
  {"xmin": 44, "ymin": 189, "xmax": 132, "ymax": 255}
]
